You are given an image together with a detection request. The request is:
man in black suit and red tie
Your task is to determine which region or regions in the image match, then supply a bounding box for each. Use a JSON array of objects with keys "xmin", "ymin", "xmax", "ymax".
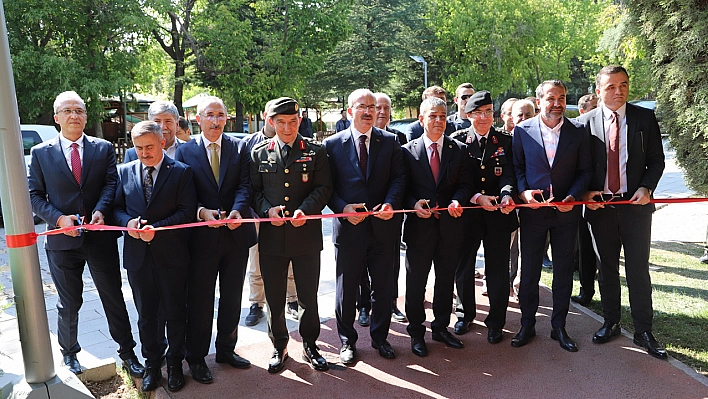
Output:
[
  {"xmin": 401, "ymin": 96, "xmax": 472, "ymax": 357},
  {"xmin": 323, "ymin": 89, "xmax": 406, "ymax": 364},
  {"xmin": 450, "ymin": 91, "xmax": 518, "ymax": 343},
  {"xmin": 114, "ymin": 121, "xmax": 196, "ymax": 392},
  {"xmin": 511, "ymin": 80, "xmax": 592, "ymax": 352},
  {"xmin": 578, "ymin": 65, "xmax": 666, "ymax": 359},
  {"xmin": 175, "ymin": 96, "xmax": 257, "ymax": 383},
  {"xmin": 28, "ymin": 91, "xmax": 144, "ymax": 377}
]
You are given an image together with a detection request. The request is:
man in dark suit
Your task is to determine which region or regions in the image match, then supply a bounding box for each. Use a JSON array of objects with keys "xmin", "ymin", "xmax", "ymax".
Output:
[
  {"xmin": 114, "ymin": 121, "xmax": 196, "ymax": 392},
  {"xmin": 250, "ymin": 97, "xmax": 333, "ymax": 373},
  {"xmin": 28, "ymin": 91, "xmax": 144, "ymax": 377},
  {"xmin": 323, "ymin": 89, "xmax": 406, "ymax": 364},
  {"xmin": 402, "ymin": 97, "xmax": 472, "ymax": 357},
  {"xmin": 450, "ymin": 91, "xmax": 518, "ymax": 343},
  {"xmin": 175, "ymin": 96, "xmax": 257, "ymax": 383},
  {"xmin": 511, "ymin": 80, "xmax": 592, "ymax": 352},
  {"xmin": 298, "ymin": 110, "xmax": 313, "ymax": 138},
  {"xmin": 405, "ymin": 86, "xmax": 456, "ymax": 141},
  {"xmin": 578, "ymin": 65, "xmax": 667, "ymax": 359},
  {"xmin": 446, "ymin": 83, "xmax": 475, "ymax": 131},
  {"xmin": 124, "ymin": 101, "xmax": 184, "ymax": 163}
]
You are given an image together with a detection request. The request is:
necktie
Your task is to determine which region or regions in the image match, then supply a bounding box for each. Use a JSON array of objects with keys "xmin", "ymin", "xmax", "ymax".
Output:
[
  {"xmin": 430, "ymin": 142, "xmax": 440, "ymax": 184},
  {"xmin": 479, "ymin": 136, "xmax": 486, "ymax": 152},
  {"xmin": 143, "ymin": 166, "xmax": 155, "ymax": 203},
  {"xmin": 358, "ymin": 135, "xmax": 368, "ymax": 178},
  {"xmin": 282, "ymin": 144, "xmax": 291, "ymax": 161},
  {"xmin": 70, "ymin": 143, "xmax": 81, "ymax": 185},
  {"xmin": 209, "ymin": 143, "xmax": 220, "ymax": 185},
  {"xmin": 608, "ymin": 112, "xmax": 620, "ymax": 193}
]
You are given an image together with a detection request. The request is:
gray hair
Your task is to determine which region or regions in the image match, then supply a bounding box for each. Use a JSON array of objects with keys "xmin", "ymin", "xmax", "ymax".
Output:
[
  {"xmin": 512, "ymin": 99, "xmax": 535, "ymax": 113},
  {"xmin": 53, "ymin": 91, "xmax": 86, "ymax": 114},
  {"xmin": 131, "ymin": 120, "xmax": 164, "ymax": 141},
  {"xmin": 420, "ymin": 97, "xmax": 446, "ymax": 115},
  {"xmin": 535, "ymin": 80, "xmax": 567, "ymax": 99},
  {"xmin": 148, "ymin": 101, "xmax": 179, "ymax": 121},
  {"xmin": 373, "ymin": 92, "xmax": 392, "ymax": 106},
  {"xmin": 197, "ymin": 96, "xmax": 227, "ymax": 115},
  {"xmin": 348, "ymin": 89, "xmax": 375, "ymax": 108},
  {"xmin": 501, "ymin": 98, "xmax": 519, "ymax": 114}
]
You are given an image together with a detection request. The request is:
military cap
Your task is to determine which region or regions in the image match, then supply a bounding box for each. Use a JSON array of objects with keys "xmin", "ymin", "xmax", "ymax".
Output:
[
  {"xmin": 464, "ymin": 90, "xmax": 493, "ymax": 114},
  {"xmin": 267, "ymin": 97, "xmax": 299, "ymax": 117}
]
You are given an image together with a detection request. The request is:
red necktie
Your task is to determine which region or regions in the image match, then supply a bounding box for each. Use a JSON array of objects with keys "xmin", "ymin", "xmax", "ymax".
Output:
[
  {"xmin": 70, "ymin": 143, "xmax": 81, "ymax": 185},
  {"xmin": 608, "ymin": 112, "xmax": 620, "ymax": 193},
  {"xmin": 430, "ymin": 142, "xmax": 440, "ymax": 184}
]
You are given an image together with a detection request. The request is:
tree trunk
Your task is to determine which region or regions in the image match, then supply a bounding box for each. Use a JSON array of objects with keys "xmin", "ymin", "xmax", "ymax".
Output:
[{"xmin": 174, "ymin": 60, "xmax": 185, "ymax": 115}]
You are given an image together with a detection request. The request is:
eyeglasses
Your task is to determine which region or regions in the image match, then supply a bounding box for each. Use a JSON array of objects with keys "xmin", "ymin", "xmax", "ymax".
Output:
[
  {"xmin": 354, "ymin": 104, "xmax": 376, "ymax": 112},
  {"xmin": 200, "ymin": 113, "xmax": 227, "ymax": 121},
  {"xmin": 461, "ymin": 94, "xmax": 473, "ymax": 101},
  {"xmin": 469, "ymin": 110, "xmax": 494, "ymax": 119},
  {"xmin": 57, "ymin": 109, "xmax": 86, "ymax": 116}
]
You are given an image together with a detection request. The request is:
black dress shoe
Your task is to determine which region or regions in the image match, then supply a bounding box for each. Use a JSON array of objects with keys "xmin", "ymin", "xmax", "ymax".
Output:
[
  {"xmin": 551, "ymin": 327, "xmax": 578, "ymax": 352},
  {"xmin": 487, "ymin": 328, "xmax": 503, "ymax": 344},
  {"xmin": 141, "ymin": 368, "xmax": 162, "ymax": 392},
  {"xmin": 511, "ymin": 325, "xmax": 536, "ymax": 348},
  {"xmin": 571, "ymin": 293, "xmax": 593, "ymax": 306},
  {"xmin": 303, "ymin": 344, "xmax": 329, "ymax": 371},
  {"xmin": 633, "ymin": 331, "xmax": 668, "ymax": 359},
  {"xmin": 372, "ymin": 340, "xmax": 396, "ymax": 359},
  {"xmin": 189, "ymin": 361, "xmax": 213, "ymax": 384},
  {"xmin": 167, "ymin": 365, "xmax": 185, "ymax": 392},
  {"xmin": 454, "ymin": 320, "xmax": 472, "ymax": 335},
  {"xmin": 215, "ymin": 351, "xmax": 251, "ymax": 369},
  {"xmin": 391, "ymin": 305, "xmax": 407, "ymax": 322},
  {"xmin": 411, "ymin": 337, "xmax": 428, "ymax": 357},
  {"xmin": 122, "ymin": 356, "xmax": 145, "ymax": 378},
  {"xmin": 340, "ymin": 343, "xmax": 356, "ymax": 364},
  {"xmin": 593, "ymin": 321, "xmax": 621, "ymax": 343},
  {"xmin": 63, "ymin": 354, "xmax": 82, "ymax": 375},
  {"xmin": 268, "ymin": 348, "xmax": 289, "ymax": 373},
  {"xmin": 245, "ymin": 303, "xmax": 264, "ymax": 326},
  {"xmin": 357, "ymin": 308, "xmax": 371, "ymax": 326},
  {"xmin": 431, "ymin": 330, "xmax": 464, "ymax": 348}
]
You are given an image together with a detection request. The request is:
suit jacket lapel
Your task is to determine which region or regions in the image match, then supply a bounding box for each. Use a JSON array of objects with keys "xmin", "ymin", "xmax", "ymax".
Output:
[
  {"xmin": 132, "ymin": 161, "xmax": 148, "ymax": 207},
  {"xmin": 196, "ymin": 137, "xmax": 218, "ymax": 189},
  {"xmin": 553, "ymin": 118, "xmax": 573, "ymax": 169},
  {"xmin": 367, "ymin": 129, "xmax": 383, "ymax": 180},
  {"xmin": 530, "ymin": 118, "xmax": 551, "ymax": 172},
  {"xmin": 81, "ymin": 136, "xmax": 97, "ymax": 186},
  {"xmin": 286, "ymin": 136, "xmax": 304, "ymax": 167},
  {"xmin": 438, "ymin": 136, "xmax": 454, "ymax": 187},
  {"xmin": 625, "ymin": 104, "xmax": 638, "ymax": 160},
  {"xmin": 48, "ymin": 137, "xmax": 77, "ymax": 186},
  {"xmin": 414, "ymin": 138, "xmax": 436, "ymax": 185},
  {"xmin": 218, "ymin": 136, "xmax": 232, "ymax": 189},
  {"xmin": 343, "ymin": 129, "xmax": 364, "ymax": 181},
  {"xmin": 150, "ymin": 157, "xmax": 173, "ymax": 204},
  {"xmin": 592, "ymin": 111, "xmax": 607, "ymax": 166}
]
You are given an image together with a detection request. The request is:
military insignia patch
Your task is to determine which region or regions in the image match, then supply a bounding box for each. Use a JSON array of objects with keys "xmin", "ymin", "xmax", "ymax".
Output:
[
  {"xmin": 302, "ymin": 172, "xmax": 309, "ymax": 182},
  {"xmin": 494, "ymin": 166, "xmax": 502, "ymax": 176},
  {"xmin": 492, "ymin": 135, "xmax": 499, "ymax": 144}
]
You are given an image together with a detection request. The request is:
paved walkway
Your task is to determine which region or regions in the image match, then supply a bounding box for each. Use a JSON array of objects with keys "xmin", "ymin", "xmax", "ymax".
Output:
[{"xmin": 0, "ymin": 140, "xmax": 706, "ymax": 398}]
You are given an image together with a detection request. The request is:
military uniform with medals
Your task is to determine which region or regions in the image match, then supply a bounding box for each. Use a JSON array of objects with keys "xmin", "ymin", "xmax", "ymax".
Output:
[
  {"xmin": 451, "ymin": 91, "xmax": 518, "ymax": 341},
  {"xmin": 250, "ymin": 98, "xmax": 333, "ymax": 372}
]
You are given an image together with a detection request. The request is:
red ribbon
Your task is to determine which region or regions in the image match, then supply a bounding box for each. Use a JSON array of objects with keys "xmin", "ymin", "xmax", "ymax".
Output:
[
  {"xmin": 5, "ymin": 232, "xmax": 39, "ymax": 248},
  {"xmin": 32, "ymin": 197, "xmax": 708, "ymax": 238}
]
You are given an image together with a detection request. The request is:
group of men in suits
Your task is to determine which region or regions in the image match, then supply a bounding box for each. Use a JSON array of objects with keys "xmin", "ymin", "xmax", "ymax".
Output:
[{"xmin": 27, "ymin": 64, "xmax": 666, "ymax": 393}]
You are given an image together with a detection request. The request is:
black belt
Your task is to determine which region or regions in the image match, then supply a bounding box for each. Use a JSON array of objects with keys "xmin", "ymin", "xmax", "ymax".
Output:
[{"xmin": 597, "ymin": 193, "xmax": 631, "ymax": 202}]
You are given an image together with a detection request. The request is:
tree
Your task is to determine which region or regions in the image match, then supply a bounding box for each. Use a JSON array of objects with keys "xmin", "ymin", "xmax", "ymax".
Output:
[
  {"xmin": 628, "ymin": 0, "xmax": 708, "ymax": 194},
  {"xmin": 6, "ymin": 0, "xmax": 149, "ymax": 135}
]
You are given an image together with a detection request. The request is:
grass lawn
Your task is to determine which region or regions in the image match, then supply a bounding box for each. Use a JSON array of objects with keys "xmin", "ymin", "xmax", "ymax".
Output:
[{"xmin": 540, "ymin": 240, "xmax": 708, "ymax": 376}]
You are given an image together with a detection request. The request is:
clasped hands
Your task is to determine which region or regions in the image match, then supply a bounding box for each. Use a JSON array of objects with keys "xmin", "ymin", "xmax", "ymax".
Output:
[
  {"xmin": 200, "ymin": 208, "xmax": 242, "ymax": 230},
  {"xmin": 343, "ymin": 203, "xmax": 394, "ymax": 225},
  {"xmin": 413, "ymin": 199, "xmax": 463, "ymax": 219}
]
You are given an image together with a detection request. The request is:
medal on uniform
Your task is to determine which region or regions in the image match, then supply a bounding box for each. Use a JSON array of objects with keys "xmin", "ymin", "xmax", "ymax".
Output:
[
  {"xmin": 302, "ymin": 172, "xmax": 309, "ymax": 182},
  {"xmin": 492, "ymin": 135, "xmax": 498, "ymax": 144},
  {"xmin": 494, "ymin": 166, "xmax": 502, "ymax": 176}
]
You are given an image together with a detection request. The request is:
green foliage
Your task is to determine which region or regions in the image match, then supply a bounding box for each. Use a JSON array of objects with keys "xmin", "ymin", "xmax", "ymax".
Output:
[
  {"xmin": 431, "ymin": 0, "xmax": 609, "ymax": 98},
  {"xmin": 6, "ymin": 0, "xmax": 150, "ymax": 126},
  {"xmin": 629, "ymin": 0, "xmax": 708, "ymax": 194}
]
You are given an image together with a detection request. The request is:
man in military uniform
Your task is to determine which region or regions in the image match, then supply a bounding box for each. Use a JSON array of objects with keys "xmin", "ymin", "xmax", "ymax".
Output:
[
  {"xmin": 451, "ymin": 91, "xmax": 518, "ymax": 344},
  {"xmin": 250, "ymin": 97, "xmax": 333, "ymax": 373}
]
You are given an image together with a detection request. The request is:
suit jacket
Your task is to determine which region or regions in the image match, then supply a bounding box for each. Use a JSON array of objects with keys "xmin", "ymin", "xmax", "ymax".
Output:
[
  {"xmin": 401, "ymin": 135, "xmax": 472, "ymax": 247},
  {"xmin": 250, "ymin": 134, "xmax": 333, "ymax": 257},
  {"xmin": 323, "ymin": 127, "xmax": 406, "ymax": 244},
  {"xmin": 29, "ymin": 134, "xmax": 120, "ymax": 250},
  {"xmin": 175, "ymin": 134, "xmax": 257, "ymax": 248},
  {"xmin": 124, "ymin": 139, "xmax": 184, "ymax": 163},
  {"xmin": 577, "ymin": 103, "xmax": 665, "ymax": 214},
  {"xmin": 113, "ymin": 156, "xmax": 196, "ymax": 270},
  {"xmin": 451, "ymin": 127, "xmax": 519, "ymax": 237},
  {"xmin": 385, "ymin": 126, "xmax": 407, "ymax": 145},
  {"xmin": 512, "ymin": 115, "xmax": 593, "ymax": 224},
  {"xmin": 406, "ymin": 120, "xmax": 456, "ymax": 142}
]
